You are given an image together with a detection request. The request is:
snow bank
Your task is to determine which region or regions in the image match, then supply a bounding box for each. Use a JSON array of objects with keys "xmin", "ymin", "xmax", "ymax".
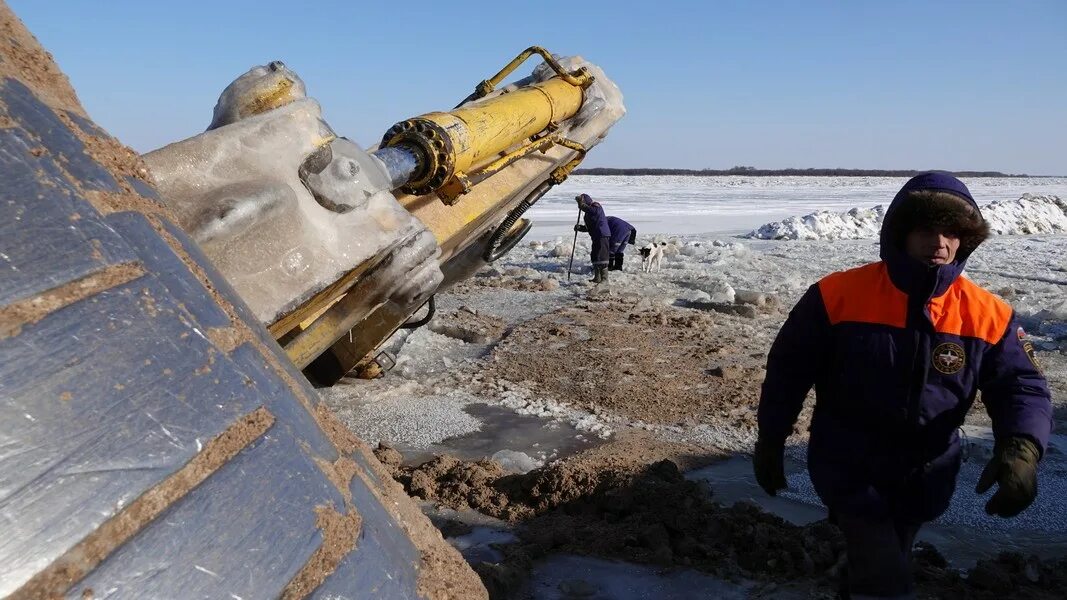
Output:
[
  {"xmin": 745, "ymin": 194, "xmax": 1067, "ymax": 240},
  {"xmin": 745, "ymin": 206, "xmax": 885, "ymax": 240},
  {"xmin": 983, "ymin": 194, "xmax": 1067, "ymax": 235}
]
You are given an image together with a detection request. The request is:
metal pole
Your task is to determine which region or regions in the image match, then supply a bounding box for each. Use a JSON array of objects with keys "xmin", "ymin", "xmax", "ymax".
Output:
[{"xmin": 567, "ymin": 207, "xmax": 581, "ymax": 280}]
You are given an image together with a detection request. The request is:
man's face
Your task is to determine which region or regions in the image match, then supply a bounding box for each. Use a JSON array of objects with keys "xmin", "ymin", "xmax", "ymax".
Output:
[{"xmin": 905, "ymin": 228, "xmax": 961, "ymax": 265}]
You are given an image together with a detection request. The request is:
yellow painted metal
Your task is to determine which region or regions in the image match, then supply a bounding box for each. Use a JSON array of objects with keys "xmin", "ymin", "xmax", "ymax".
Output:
[
  {"xmin": 473, "ymin": 46, "xmax": 593, "ymax": 99},
  {"xmin": 549, "ymin": 137, "xmax": 588, "ymax": 184},
  {"xmin": 265, "ymin": 244, "xmax": 393, "ymax": 339},
  {"xmin": 281, "ymin": 47, "xmax": 601, "ymax": 379},
  {"xmin": 399, "ymin": 143, "xmax": 578, "ymax": 261},
  {"xmin": 271, "ymin": 65, "xmax": 586, "ymax": 360},
  {"xmin": 382, "ymin": 74, "xmax": 585, "ymax": 202}
]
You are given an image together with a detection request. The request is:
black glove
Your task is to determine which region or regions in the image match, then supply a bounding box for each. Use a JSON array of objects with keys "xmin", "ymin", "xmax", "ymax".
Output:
[
  {"xmin": 574, "ymin": 224, "xmax": 587, "ymax": 233},
  {"xmin": 753, "ymin": 436, "xmax": 787, "ymax": 496},
  {"xmin": 975, "ymin": 436, "xmax": 1040, "ymax": 518}
]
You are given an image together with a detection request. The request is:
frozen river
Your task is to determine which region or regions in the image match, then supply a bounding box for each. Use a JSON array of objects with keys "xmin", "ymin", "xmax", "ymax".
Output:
[{"xmin": 526, "ymin": 175, "xmax": 1067, "ymax": 239}]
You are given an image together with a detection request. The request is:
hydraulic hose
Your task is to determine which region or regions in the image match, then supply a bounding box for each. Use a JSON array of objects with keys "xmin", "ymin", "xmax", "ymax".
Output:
[
  {"xmin": 399, "ymin": 295, "xmax": 436, "ymax": 330},
  {"xmin": 483, "ymin": 180, "xmax": 553, "ymax": 262}
]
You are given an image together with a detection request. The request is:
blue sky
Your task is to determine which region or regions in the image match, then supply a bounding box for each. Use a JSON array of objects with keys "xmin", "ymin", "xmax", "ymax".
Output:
[{"xmin": 9, "ymin": 1, "xmax": 1066, "ymax": 174}]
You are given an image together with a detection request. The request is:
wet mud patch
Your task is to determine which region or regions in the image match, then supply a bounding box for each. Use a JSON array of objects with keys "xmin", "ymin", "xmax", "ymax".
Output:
[
  {"xmin": 428, "ymin": 307, "xmax": 508, "ymax": 344},
  {"xmin": 481, "ymin": 296, "xmax": 798, "ymax": 433},
  {"xmin": 400, "ymin": 403, "xmax": 601, "ymax": 468}
]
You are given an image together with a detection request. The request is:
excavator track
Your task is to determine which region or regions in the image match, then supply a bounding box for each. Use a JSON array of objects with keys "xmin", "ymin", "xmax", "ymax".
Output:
[{"xmin": 0, "ymin": 4, "xmax": 484, "ymax": 598}]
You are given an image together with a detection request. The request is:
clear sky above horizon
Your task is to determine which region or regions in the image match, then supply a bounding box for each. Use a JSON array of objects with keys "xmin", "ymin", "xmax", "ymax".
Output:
[{"xmin": 8, "ymin": 1, "xmax": 1066, "ymax": 175}]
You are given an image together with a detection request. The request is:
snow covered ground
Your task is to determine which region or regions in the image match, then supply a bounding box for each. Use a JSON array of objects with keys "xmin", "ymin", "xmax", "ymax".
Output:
[{"xmin": 528, "ymin": 175, "xmax": 1067, "ymax": 238}]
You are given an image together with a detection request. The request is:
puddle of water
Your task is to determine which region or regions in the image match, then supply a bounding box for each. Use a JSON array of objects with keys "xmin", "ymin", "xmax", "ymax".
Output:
[
  {"xmin": 448, "ymin": 526, "xmax": 519, "ymax": 563},
  {"xmin": 686, "ymin": 455, "xmax": 825, "ymax": 525},
  {"xmin": 521, "ymin": 555, "xmax": 751, "ymax": 600},
  {"xmin": 688, "ymin": 453, "xmax": 1067, "ymax": 568},
  {"xmin": 401, "ymin": 403, "xmax": 602, "ymax": 466}
]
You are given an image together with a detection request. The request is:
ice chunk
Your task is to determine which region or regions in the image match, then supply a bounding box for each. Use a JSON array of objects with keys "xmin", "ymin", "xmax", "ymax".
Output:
[
  {"xmin": 984, "ymin": 194, "xmax": 1067, "ymax": 235},
  {"xmin": 678, "ymin": 288, "xmax": 711, "ymax": 303},
  {"xmin": 550, "ymin": 242, "xmax": 573, "ymax": 258},
  {"xmin": 145, "ymin": 67, "xmax": 442, "ymax": 325},
  {"xmin": 490, "ymin": 449, "xmax": 544, "ymax": 474}
]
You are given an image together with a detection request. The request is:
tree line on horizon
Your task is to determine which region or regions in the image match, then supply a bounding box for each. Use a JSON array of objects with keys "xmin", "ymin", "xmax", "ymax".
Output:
[{"xmin": 573, "ymin": 166, "xmax": 1027, "ymax": 177}]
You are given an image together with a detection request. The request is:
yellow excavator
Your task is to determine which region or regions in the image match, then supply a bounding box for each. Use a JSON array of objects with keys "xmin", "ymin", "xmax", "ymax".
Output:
[
  {"xmin": 143, "ymin": 47, "xmax": 625, "ymax": 386},
  {"xmin": 0, "ymin": 2, "xmax": 623, "ymax": 598}
]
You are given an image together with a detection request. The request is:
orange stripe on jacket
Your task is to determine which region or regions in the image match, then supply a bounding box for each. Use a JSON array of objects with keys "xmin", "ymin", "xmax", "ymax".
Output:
[
  {"xmin": 817, "ymin": 262, "xmax": 1013, "ymax": 344},
  {"xmin": 818, "ymin": 262, "xmax": 907, "ymax": 328},
  {"xmin": 928, "ymin": 276, "xmax": 1012, "ymax": 344}
]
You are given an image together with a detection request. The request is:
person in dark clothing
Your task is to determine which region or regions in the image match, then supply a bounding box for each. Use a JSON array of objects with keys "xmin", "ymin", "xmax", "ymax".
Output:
[
  {"xmin": 574, "ymin": 193, "xmax": 611, "ymax": 283},
  {"xmin": 755, "ymin": 172, "xmax": 1052, "ymax": 600},
  {"xmin": 606, "ymin": 215, "xmax": 637, "ymax": 271}
]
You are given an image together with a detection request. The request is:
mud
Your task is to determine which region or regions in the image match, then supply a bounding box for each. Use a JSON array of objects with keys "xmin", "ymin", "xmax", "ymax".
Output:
[
  {"xmin": 915, "ymin": 546, "xmax": 1067, "ymax": 599},
  {"xmin": 429, "ymin": 308, "xmax": 508, "ymax": 344},
  {"xmin": 376, "ymin": 431, "xmax": 718, "ymax": 522},
  {"xmin": 0, "ymin": 4, "xmax": 81, "ymax": 111},
  {"xmin": 451, "ymin": 268, "xmax": 562, "ymax": 293},
  {"xmin": 480, "ymin": 295, "xmax": 808, "ymax": 434},
  {"xmin": 380, "ymin": 434, "xmax": 844, "ymax": 598},
  {"xmin": 0, "ymin": 262, "xmax": 146, "ymax": 339},
  {"xmin": 381, "ymin": 437, "xmax": 1067, "ymax": 600},
  {"xmin": 353, "ymin": 441, "xmax": 489, "ymax": 600},
  {"xmin": 281, "ymin": 505, "xmax": 363, "ymax": 600}
]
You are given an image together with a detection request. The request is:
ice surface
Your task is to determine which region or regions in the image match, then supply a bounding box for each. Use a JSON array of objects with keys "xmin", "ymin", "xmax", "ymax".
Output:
[
  {"xmin": 526, "ymin": 175, "xmax": 1067, "ymax": 239},
  {"xmin": 523, "ymin": 555, "xmax": 751, "ymax": 599},
  {"xmin": 447, "ymin": 527, "xmax": 518, "ymax": 563},
  {"xmin": 319, "ymin": 380, "xmax": 482, "ymax": 448}
]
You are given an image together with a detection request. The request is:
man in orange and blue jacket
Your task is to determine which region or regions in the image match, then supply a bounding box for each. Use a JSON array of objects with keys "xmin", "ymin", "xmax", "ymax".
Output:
[{"xmin": 755, "ymin": 173, "xmax": 1052, "ymax": 599}]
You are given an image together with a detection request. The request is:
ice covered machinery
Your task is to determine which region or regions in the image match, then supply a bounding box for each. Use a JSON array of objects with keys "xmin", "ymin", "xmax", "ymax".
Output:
[
  {"xmin": 0, "ymin": 1, "xmax": 624, "ymax": 593},
  {"xmin": 143, "ymin": 47, "xmax": 625, "ymax": 384}
]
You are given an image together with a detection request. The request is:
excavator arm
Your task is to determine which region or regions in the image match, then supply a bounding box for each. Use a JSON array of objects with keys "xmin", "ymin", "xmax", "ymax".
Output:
[{"xmin": 143, "ymin": 48, "xmax": 625, "ymax": 385}]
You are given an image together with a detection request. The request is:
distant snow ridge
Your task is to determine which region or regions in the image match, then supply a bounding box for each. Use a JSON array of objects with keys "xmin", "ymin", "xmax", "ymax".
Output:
[
  {"xmin": 983, "ymin": 194, "xmax": 1067, "ymax": 235},
  {"xmin": 746, "ymin": 194, "xmax": 1067, "ymax": 240},
  {"xmin": 745, "ymin": 206, "xmax": 885, "ymax": 240}
]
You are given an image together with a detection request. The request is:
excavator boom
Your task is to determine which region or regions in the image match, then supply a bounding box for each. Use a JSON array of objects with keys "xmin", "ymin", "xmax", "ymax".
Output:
[{"xmin": 143, "ymin": 48, "xmax": 624, "ymax": 384}]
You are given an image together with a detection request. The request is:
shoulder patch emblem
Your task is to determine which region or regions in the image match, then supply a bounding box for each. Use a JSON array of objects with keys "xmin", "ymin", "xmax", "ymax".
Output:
[{"xmin": 932, "ymin": 342, "xmax": 966, "ymax": 375}]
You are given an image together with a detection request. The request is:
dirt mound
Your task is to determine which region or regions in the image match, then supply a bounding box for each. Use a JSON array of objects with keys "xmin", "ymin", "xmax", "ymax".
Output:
[
  {"xmin": 376, "ymin": 436, "xmax": 845, "ymax": 596},
  {"xmin": 914, "ymin": 545, "xmax": 1067, "ymax": 599},
  {"xmin": 480, "ymin": 296, "xmax": 793, "ymax": 434},
  {"xmin": 378, "ymin": 438, "xmax": 1067, "ymax": 599},
  {"xmin": 375, "ymin": 431, "xmax": 717, "ymax": 522}
]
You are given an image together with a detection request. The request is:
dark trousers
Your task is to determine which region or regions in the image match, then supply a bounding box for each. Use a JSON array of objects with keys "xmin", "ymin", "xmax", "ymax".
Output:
[{"xmin": 836, "ymin": 512, "xmax": 920, "ymax": 599}]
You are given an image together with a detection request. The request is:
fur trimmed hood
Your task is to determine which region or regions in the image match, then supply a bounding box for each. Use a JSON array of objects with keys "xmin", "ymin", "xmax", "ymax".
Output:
[
  {"xmin": 881, "ymin": 172, "xmax": 990, "ymax": 262},
  {"xmin": 879, "ymin": 172, "xmax": 991, "ymax": 297}
]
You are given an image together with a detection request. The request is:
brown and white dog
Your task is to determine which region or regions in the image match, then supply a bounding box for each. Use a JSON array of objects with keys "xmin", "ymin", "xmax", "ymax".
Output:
[{"xmin": 640, "ymin": 242, "xmax": 666, "ymax": 272}]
